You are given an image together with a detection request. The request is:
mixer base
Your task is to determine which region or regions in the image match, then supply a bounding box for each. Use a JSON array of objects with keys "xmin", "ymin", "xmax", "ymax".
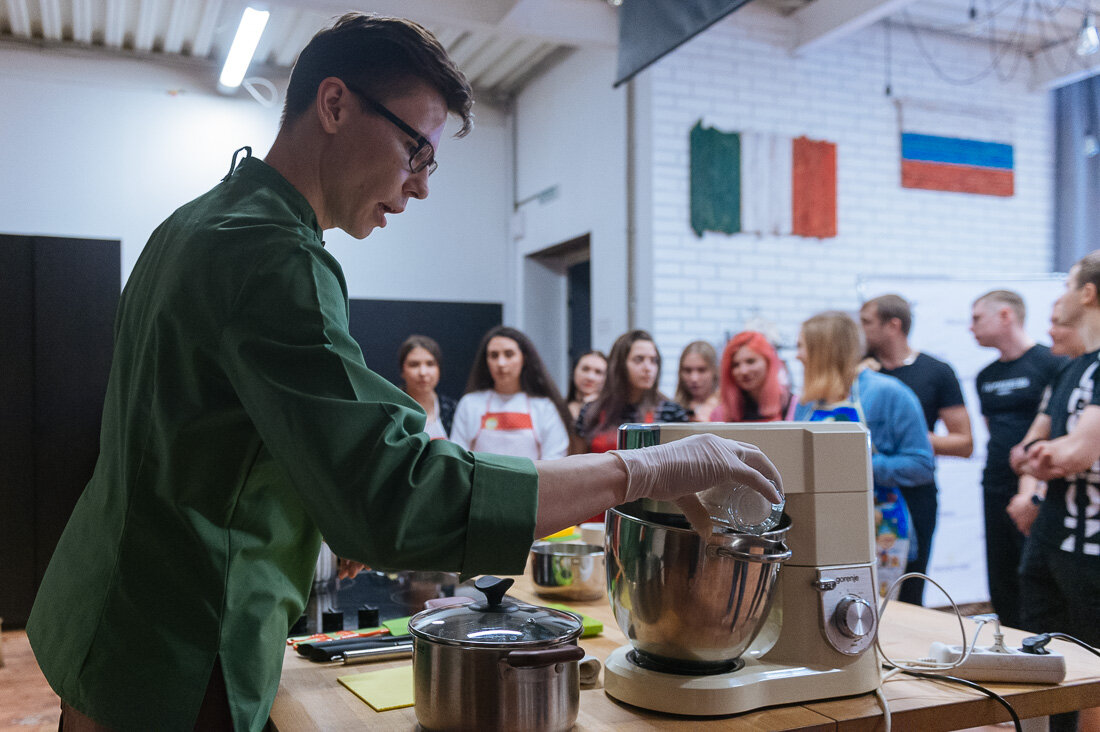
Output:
[{"xmin": 603, "ymin": 645, "xmax": 879, "ymax": 716}]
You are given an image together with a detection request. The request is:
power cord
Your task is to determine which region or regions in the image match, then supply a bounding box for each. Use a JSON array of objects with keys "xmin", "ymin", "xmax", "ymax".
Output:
[
  {"xmin": 884, "ymin": 666, "xmax": 1023, "ymax": 732},
  {"xmin": 872, "ymin": 571, "xmax": 1023, "ymax": 732},
  {"xmin": 1021, "ymin": 632, "xmax": 1100, "ymax": 657}
]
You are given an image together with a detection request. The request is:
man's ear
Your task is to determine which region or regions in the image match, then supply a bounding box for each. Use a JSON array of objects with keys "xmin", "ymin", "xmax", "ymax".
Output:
[
  {"xmin": 1082, "ymin": 282, "xmax": 1098, "ymax": 307},
  {"xmin": 316, "ymin": 77, "xmax": 352, "ymax": 134}
]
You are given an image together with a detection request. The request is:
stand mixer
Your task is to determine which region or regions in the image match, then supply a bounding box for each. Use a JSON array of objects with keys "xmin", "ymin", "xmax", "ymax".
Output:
[{"xmin": 603, "ymin": 422, "xmax": 881, "ymax": 715}]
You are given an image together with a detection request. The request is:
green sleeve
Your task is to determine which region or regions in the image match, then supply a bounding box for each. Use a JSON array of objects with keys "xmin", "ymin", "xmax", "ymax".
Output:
[{"xmin": 220, "ymin": 240, "xmax": 538, "ymax": 575}]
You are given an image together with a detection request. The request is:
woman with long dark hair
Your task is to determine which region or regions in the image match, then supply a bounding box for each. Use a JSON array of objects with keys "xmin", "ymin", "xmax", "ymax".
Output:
[
  {"xmin": 578, "ymin": 330, "xmax": 689, "ymax": 454},
  {"xmin": 397, "ymin": 335, "xmax": 456, "ymax": 439},
  {"xmin": 711, "ymin": 331, "xmax": 795, "ymax": 422},
  {"xmin": 566, "ymin": 350, "xmax": 608, "ymax": 421},
  {"xmin": 450, "ymin": 326, "xmax": 572, "ymax": 459}
]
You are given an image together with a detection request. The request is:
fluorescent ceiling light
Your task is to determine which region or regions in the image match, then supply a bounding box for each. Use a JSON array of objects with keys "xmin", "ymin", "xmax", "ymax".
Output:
[
  {"xmin": 1077, "ymin": 12, "xmax": 1100, "ymax": 57},
  {"xmin": 219, "ymin": 6, "xmax": 270, "ymax": 91}
]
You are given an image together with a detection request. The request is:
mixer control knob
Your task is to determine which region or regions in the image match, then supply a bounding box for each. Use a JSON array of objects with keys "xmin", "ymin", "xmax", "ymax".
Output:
[{"xmin": 833, "ymin": 596, "xmax": 875, "ymax": 639}]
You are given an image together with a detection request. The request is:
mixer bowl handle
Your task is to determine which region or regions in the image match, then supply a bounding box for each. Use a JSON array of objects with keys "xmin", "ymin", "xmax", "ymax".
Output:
[{"xmin": 709, "ymin": 540, "xmax": 792, "ymax": 563}]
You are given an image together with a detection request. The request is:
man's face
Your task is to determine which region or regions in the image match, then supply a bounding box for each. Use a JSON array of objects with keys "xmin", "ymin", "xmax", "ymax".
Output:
[
  {"xmin": 1055, "ymin": 265, "xmax": 1086, "ymax": 327},
  {"xmin": 320, "ymin": 78, "xmax": 447, "ymax": 239},
  {"xmin": 859, "ymin": 305, "xmax": 889, "ymax": 355},
  {"xmin": 969, "ymin": 300, "xmax": 1001, "ymax": 348}
]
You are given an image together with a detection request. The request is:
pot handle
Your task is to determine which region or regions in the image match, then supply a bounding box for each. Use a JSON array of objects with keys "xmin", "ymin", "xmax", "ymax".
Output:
[
  {"xmin": 505, "ymin": 644, "xmax": 585, "ymax": 669},
  {"xmin": 711, "ymin": 541, "xmax": 792, "ymax": 563}
]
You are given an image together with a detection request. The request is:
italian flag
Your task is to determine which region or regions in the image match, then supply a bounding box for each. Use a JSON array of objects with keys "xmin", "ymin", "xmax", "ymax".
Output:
[{"xmin": 690, "ymin": 122, "xmax": 838, "ymax": 239}]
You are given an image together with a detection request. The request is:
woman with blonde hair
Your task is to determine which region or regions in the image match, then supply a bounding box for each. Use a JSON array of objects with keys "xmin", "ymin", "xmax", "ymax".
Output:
[
  {"xmin": 675, "ymin": 341, "xmax": 721, "ymax": 421},
  {"xmin": 794, "ymin": 311, "xmax": 934, "ymax": 597},
  {"xmin": 711, "ymin": 331, "xmax": 795, "ymax": 422}
]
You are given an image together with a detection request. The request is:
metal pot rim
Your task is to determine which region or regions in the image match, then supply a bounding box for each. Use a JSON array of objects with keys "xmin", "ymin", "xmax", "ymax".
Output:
[
  {"xmin": 407, "ymin": 628, "xmax": 581, "ymax": 649},
  {"xmin": 610, "ymin": 503, "xmax": 792, "ymax": 541}
]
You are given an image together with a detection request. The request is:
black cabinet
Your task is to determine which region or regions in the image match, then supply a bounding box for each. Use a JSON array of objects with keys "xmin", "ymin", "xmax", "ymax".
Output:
[{"xmin": 0, "ymin": 235, "xmax": 120, "ymax": 628}]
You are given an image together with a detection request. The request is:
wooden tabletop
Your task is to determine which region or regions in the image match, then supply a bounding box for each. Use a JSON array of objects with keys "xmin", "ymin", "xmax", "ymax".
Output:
[{"xmin": 270, "ymin": 573, "xmax": 1100, "ymax": 731}]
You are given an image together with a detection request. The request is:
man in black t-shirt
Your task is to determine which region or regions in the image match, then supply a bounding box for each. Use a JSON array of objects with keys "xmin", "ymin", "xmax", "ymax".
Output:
[
  {"xmin": 1015, "ymin": 252, "xmax": 1100, "ymax": 732},
  {"xmin": 970, "ymin": 289, "xmax": 1065, "ymax": 628},
  {"xmin": 862, "ymin": 294, "xmax": 973, "ymax": 605}
]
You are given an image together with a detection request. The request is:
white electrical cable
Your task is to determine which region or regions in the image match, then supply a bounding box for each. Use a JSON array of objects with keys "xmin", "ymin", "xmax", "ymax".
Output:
[
  {"xmin": 875, "ymin": 572, "xmax": 980, "ymax": 673},
  {"xmin": 242, "ymin": 77, "xmax": 278, "ymax": 108}
]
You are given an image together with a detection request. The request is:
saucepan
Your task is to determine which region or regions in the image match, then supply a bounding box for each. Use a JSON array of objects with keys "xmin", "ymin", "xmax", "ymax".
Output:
[
  {"xmin": 408, "ymin": 575, "xmax": 585, "ymax": 732},
  {"xmin": 529, "ymin": 541, "xmax": 605, "ymax": 601}
]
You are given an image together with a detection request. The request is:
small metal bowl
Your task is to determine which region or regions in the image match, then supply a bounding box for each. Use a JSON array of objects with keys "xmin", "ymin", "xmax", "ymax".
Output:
[{"xmin": 529, "ymin": 542, "xmax": 606, "ymax": 601}]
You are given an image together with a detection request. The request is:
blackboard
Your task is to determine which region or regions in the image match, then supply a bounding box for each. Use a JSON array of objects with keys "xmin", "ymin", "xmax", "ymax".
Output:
[{"xmin": 347, "ymin": 299, "xmax": 503, "ymax": 401}]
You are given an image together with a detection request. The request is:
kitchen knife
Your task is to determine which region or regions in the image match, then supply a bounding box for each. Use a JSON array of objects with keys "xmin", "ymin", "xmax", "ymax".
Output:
[{"xmin": 305, "ymin": 636, "xmax": 413, "ymax": 663}]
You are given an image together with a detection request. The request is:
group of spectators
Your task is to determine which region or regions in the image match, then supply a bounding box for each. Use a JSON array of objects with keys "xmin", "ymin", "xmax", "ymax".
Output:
[{"xmin": 397, "ymin": 253, "xmax": 1100, "ymax": 669}]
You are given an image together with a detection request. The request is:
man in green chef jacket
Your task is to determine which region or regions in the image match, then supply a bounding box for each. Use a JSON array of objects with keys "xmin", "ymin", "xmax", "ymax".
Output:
[{"xmin": 27, "ymin": 13, "xmax": 783, "ymax": 732}]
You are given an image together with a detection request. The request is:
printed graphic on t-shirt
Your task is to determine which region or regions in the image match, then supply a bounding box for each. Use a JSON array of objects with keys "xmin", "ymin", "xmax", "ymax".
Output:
[{"xmin": 1044, "ymin": 355, "xmax": 1100, "ymax": 557}]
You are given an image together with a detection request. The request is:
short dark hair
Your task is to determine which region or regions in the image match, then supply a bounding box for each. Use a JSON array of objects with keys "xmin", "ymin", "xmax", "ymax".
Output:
[
  {"xmin": 974, "ymin": 289, "xmax": 1025, "ymax": 323},
  {"xmin": 863, "ymin": 294, "xmax": 912, "ymax": 335},
  {"xmin": 398, "ymin": 334, "xmax": 443, "ymax": 371},
  {"xmin": 1073, "ymin": 250, "xmax": 1100, "ymax": 298},
  {"xmin": 282, "ymin": 13, "xmax": 473, "ymax": 137}
]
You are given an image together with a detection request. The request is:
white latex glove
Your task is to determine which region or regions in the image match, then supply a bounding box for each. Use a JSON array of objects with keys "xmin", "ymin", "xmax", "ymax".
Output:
[{"xmin": 610, "ymin": 433, "xmax": 784, "ymax": 536}]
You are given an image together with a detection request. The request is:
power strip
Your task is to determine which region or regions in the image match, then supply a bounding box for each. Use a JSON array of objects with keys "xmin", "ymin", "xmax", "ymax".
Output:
[{"xmin": 928, "ymin": 642, "xmax": 1067, "ymax": 684}]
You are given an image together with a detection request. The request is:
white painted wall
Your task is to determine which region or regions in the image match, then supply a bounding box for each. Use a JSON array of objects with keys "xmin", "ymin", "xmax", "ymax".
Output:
[
  {"xmin": 640, "ymin": 6, "xmax": 1055, "ymax": 394},
  {"xmin": 513, "ymin": 47, "xmax": 629, "ymax": 380},
  {"xmin": 637, "ymin": 6, "xmax": 1056, "ymax": 607},
  {"xmin": 0, "ymin": 44, "xmax": 512, "ymax": 308}
]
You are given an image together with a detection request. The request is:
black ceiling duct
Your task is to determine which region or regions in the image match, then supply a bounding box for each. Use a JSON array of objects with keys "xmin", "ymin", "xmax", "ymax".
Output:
[{"xmin": 615, "ymin": 0, "xmax": 756, "ymax": 87}]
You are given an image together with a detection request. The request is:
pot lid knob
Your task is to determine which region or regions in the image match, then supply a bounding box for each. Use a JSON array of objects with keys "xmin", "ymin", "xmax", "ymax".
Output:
[{"xmin": 471, "ymin": 575, "xmax": 515, "ymax": 612}]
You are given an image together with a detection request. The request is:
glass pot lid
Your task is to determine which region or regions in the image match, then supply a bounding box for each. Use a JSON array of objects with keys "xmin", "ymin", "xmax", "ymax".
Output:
[{"xmin": 408, "ymin": 576, "xmax": 582, "ymax": 647}]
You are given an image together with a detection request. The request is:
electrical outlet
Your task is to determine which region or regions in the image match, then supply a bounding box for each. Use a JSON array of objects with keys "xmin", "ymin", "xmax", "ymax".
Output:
[{"xmin": 928, "ymin": 642, "xmax": 1066, "ymax": 684}]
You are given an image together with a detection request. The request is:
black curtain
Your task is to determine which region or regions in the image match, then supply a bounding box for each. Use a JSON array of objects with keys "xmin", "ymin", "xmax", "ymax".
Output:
[
  {"xmin": 1054, "ymin": 75, "xmax": 1100, "ymax": 271},
  {"xmin": 615, "ymin": 0, "xmax": 754, "ymax": 87}
]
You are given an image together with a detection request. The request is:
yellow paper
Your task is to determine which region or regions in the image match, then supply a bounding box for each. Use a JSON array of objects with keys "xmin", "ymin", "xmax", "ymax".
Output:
[{"xmin": 337, "ymin": 664, "xmax": 415, "ymax": 712}]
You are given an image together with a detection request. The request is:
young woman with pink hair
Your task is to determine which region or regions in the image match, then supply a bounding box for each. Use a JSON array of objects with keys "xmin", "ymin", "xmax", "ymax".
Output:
[{"xmin": 711, "ymin": 330, "xmax": 796, "ymax": 422}]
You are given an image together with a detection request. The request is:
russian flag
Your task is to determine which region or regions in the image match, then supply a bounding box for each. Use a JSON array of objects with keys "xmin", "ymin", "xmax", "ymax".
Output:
[{"xmin": 898, "ymin": 100, "xmax": 1014, "ymax": 197}]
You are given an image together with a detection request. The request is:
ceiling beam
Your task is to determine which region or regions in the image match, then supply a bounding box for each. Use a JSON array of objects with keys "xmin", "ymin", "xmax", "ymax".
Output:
[
  {"xmin": 265, "ymin": 0, "xmax": 615, "ymax": 48},
  {"xmin": 162, "ymin": 0, "xmax": 189, "ymax": 54},
  {"xmin": 495, "ymin": 0, "xmax": 617, "ymax": 48},
  {"xmin": 71, "ymin": 0, "xmax": 93, "ymax": 44},
  {"xmin": 1029, "ymin": 47, "xmax": 1100, "ymax": 90},
  {"xmin": 39, "ymin": 0, "xmax": 63, "ymax": 41},
  {"xmin": 790, "ymin": 0, "xmax": 919, "ymax": 56},
  {"xmin": 104, "ymin": 0, "xmax": 126, "ymax": 48},
  {"xmin": 191, "ymin": 0, "xmax": 222, "ymax": 59},
  {"xmin": 5, "ymin": 0, "xmax": 32, "ymax": 37},
  {"xmin": 264, "ymin": 0, "xmax": 518, "ymax": 33},
  {"xmin": 134, "ymin": 0, "xmax": 161, "ymax": 52}
]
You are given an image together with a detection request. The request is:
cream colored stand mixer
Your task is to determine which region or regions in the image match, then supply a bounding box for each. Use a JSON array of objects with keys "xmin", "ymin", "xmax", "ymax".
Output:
[{"xmin": 603, "ymin": 422, "xmax": 882, "ymax": 715}]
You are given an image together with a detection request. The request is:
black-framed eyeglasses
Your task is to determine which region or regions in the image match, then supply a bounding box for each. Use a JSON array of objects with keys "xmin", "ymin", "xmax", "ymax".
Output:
[{"xmin": 343, "ymin": 81, "xmax": 438, "ymax": 176}]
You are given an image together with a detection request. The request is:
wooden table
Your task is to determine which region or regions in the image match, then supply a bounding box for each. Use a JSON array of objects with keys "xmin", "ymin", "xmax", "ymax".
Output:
[{"xmin": 270, "ymin": 574, "xmax": 1100, "ymax": 731}]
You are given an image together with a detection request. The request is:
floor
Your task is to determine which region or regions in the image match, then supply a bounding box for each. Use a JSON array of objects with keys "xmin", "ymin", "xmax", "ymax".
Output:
[{"xmin": 1, "ymin": 632, "xmax": 59, "ymax": 732}]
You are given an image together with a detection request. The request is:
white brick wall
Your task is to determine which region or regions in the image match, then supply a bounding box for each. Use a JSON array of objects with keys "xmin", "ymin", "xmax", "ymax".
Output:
[{"xmin": 643, "ymin": 10, "xmax": 1054, "ymax": 393}]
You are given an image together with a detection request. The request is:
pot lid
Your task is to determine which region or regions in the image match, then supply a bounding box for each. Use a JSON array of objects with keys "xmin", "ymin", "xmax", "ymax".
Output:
[{"xmin": 408, "ymin": 576, "xmax": 582, "ymax": 647}]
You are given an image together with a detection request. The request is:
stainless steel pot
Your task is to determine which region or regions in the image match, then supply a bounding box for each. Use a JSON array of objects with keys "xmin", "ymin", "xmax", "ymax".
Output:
[
  {"xmin": 408, "ymin": 575, "xmax": 585, "ymax": 732},
  {"xmin": 529, "ymin": 542, "xmax": 605, "ymax": 601},
  {"xmin": 606, "ymin": 502, "xmax": 791, "ymax": 670}
]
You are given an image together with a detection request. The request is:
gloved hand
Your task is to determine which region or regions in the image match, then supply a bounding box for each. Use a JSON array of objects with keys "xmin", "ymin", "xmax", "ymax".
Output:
[{"xmin": 610, "ymin": 433, "xmax": 783, "ymax": 536}]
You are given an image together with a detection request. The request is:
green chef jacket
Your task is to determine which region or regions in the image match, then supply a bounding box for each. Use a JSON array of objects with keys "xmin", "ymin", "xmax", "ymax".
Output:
[{"xmin": 26, "ymin": 153, "xmax": 539, "ymax": 731}]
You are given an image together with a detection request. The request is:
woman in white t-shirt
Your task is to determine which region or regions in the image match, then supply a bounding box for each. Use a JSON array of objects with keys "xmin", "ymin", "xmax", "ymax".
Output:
[{"xmin": 450, "ymin": 326, "xmax": 572, "ymax": 460}]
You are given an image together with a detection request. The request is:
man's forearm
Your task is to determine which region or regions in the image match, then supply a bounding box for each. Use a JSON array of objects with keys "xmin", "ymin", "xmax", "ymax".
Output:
[
  {"xmin": 533, "ymin": 453, "xmax": 628, "ymax": 538},
  {"xmin": 930, "ymin": 432, "xmax": 973, "ymax": 457}
]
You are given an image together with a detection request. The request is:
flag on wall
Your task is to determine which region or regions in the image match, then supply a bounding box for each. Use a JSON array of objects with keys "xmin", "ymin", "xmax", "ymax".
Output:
[
  {"xmin": 897, "ymin": 100, "xmax": 1014, "ymax": 197},
  {"xmin": 690, "ymin": 122, "xmax": 837, "ymax": 238}
]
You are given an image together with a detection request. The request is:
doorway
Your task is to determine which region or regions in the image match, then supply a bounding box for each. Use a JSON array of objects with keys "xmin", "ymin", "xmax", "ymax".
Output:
[{"xmin": 524, "ymin": 235, "xmax": 592, "ymax": 391}]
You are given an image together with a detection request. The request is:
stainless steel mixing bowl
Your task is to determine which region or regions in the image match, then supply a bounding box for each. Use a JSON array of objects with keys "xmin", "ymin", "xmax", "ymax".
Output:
[
  {"xmin": 605, "ymin": 502, "xmax": 791, "ymax": 669},
  {"xmin": 529, "ymin": 542, "xmax": 606, "ymax": 601}
]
